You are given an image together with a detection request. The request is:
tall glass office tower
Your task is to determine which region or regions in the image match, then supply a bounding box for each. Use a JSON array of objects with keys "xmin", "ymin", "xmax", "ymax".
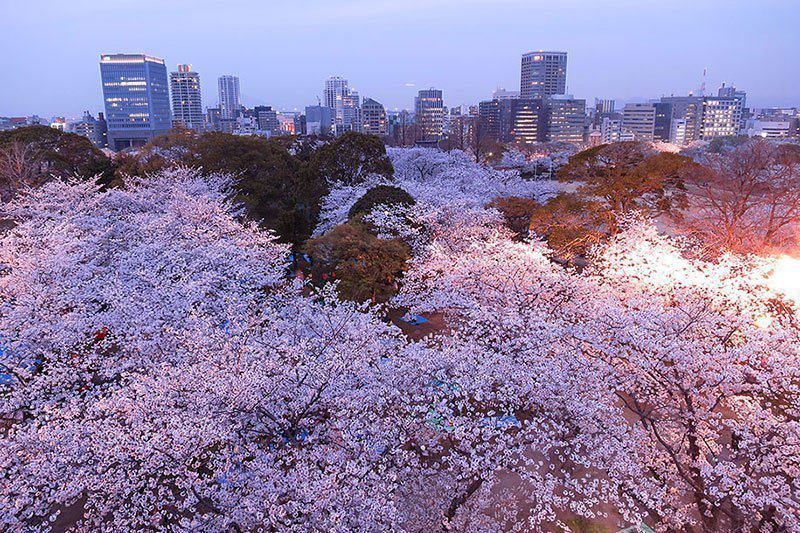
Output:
[{"xmin": 99, "ymin": 53, "xmax": 172, "ymax": 151}]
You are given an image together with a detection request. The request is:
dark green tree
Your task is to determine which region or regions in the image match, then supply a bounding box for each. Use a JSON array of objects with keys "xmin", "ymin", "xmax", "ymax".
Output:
[
  {"xmin": 348, "ymin": 185, "xmax": 415, "ymax": 219},
  {"xmin": 191, "ymin": 133, "xmax": 327, "ymax": 247},
  {"xmin": 109, "ymin": 131, "xmax": 401, "ymax": 249},
  {"xmin": 0, "ymin": 126, "xmax": 115, "ymax": 187},
  {"xmin": 112, "ymin": 132, "xmax": 328, "ymax": 248},
  {"xmin": 307, "ymin": 132, "xmax": 393, "ymax": 185}
]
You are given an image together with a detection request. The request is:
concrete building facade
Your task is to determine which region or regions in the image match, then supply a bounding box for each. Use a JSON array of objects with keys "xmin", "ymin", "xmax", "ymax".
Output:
[
  {"xmin": 542, "ymin": 95, "xmax": 586, "ymax": 143},
  {"xmin": 361, "ymin": 98, "xmax": 387, "ymax": 136}
]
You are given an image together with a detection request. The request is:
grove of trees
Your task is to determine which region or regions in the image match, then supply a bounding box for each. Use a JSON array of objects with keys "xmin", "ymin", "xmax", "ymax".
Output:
[
  {"xmin": 1, "ymin": 129, "xmax": 799, "ymax": 531},
  {"xmin": 0, "ymin": 126, "xmax": 114, "ymax": 201}
]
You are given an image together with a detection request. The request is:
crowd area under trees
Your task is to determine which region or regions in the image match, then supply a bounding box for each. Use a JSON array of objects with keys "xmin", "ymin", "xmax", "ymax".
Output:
[{"xmin": 1, "ymin": 126, "xmax": 800, "ymax": 532}]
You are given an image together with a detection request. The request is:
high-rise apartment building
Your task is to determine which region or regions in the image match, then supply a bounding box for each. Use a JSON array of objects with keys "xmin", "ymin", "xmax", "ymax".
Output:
[
  {"xmin": 342, "ymin": 91, "xmax": 362, "ymax": 133},
  {"xmin": 323, "ymin": 77, "xmax": 348, "ymax": 111},
  {"xmin": 100, "ymin": 53, "xmax": 172, "ymax": 150},
  {"xmin": 415, "ymin": 88, "xmax": 445, "ymax": 141},
  {"xmin": 520, "ymin": 51, "xmax": 567, "ymax": 99},
  {"xmin": 323, "ymin": 76, "xmax": 364, "ymax": 134},
  {"xmin": 170, "ymin": 64, "xmax": 204, "ymax": 131},
  {"xmin": 218, "ymin": 75, "xmax": 241, "ymax": 120},
  {"xmin": 361, "ymin": 98, "xmax": 387, "ymax": 136},
  {"xmin": 324, "ymin": 76, "xmax": 350, "ymax": 133}
]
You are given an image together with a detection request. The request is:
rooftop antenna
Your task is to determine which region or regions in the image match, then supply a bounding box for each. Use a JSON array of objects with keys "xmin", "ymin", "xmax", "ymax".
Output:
[{"xmin": 699, "ymin": 67, "xmax": 707, "ymax": 96}]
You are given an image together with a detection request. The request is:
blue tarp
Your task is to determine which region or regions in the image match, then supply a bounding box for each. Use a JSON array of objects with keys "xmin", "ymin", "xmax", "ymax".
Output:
[{"xmin": 399, "ymin": 314, "xmax": 429, "ymax": 325}]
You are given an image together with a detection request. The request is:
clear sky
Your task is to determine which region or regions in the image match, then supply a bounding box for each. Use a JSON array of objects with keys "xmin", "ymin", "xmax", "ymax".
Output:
[{"xmin": 2, "ymin": 0, "xmax": 798, "ymax": 118}]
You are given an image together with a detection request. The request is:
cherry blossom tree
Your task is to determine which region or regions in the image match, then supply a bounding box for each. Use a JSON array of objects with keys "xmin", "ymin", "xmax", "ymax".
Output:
[
  {"xmin": 0, "ymin": 169, "xmax": 415, "ymax": 530},
  {"xmin": 0, "ymin": 169, "xmax": 288, "ymax": 407},
  {"xmin": 392, "ymin": 204, "xmax": 800, "ymax": 531},
  {"xmin": 3, "ymin": 153, "xmax": 799, "ymax": 532},
  {"xmin": 2, "ymin": 286, "xmax": 421, "ymax": 531},
  {"xmin": 393, "ymin": 209, "xmax": 656, "ymax": 529},
  {"xmin": 582, "ymin": 223, "xmax": 800, "ymax": 531},
  {"xmin": 315, "ymin": 147, "xmax": 558, "ymax": 235},
  {"xmin": 682, "ymin": 139, "xmax": 800, "ymax": 254}
]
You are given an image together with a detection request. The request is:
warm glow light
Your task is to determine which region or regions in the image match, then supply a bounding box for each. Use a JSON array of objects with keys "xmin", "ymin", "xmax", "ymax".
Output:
[
  {"xmin": 767, "ymin": 255, "xmax": 800, "ymax": 307},
  {"xmin": 755, "ymin": 314, "xmax": 773, "ymax": 329}
]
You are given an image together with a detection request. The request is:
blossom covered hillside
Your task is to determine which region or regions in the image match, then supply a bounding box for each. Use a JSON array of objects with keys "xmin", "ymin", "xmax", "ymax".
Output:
[
  {"xmin": 314, "ymin": 147, "xmax": 558, "ymax": 235},
  {"xmin": 1, "ymin": 143, "xmax": 799, "ymax": 532}
]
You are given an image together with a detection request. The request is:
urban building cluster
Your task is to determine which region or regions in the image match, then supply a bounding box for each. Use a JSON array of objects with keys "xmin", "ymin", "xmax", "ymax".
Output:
[
  {"xmin": 1, "ymin": 51, "xmax": 798, "ymax": 151},
  {"xmin": 478, "ymin": 52, "xmax": 799, "ymax": 147}
]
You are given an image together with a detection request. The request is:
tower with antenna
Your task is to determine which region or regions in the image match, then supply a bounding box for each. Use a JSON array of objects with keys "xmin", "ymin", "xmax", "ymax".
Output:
[{"xmin": 699, "ymin": 67, "xmax": 707, "ymax": 96}]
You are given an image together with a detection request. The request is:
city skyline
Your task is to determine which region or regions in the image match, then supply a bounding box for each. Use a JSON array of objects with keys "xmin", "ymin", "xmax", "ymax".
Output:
[
  {"xmin": 5, "ymin": 41, "xmax": 782, "ymax": 147},
  {"xmin": 1, "ymin": 0, "xmax": 799, "ymax": 118}
]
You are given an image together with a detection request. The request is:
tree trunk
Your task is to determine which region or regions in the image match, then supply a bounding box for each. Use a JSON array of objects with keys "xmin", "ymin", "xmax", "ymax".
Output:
[{"xmin": 442, "ymin": 477, "xmax": 483, "ymax": 531}]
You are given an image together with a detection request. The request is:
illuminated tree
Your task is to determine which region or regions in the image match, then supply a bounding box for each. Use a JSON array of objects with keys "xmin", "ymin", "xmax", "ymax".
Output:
[
  {"xmin": 683, "ymin": 139, "xmax": 800, "ymax": 253},
  {"xmin": 558, "ymin": 142, "xmax": 694, "ymax": 232},
  {"xmin": 394, "ymin": 205, "xmax": 800, "ymax": 531},
  {"xmin": 3, "ymin": 153, "xmax": 799, "ymax": 532}
]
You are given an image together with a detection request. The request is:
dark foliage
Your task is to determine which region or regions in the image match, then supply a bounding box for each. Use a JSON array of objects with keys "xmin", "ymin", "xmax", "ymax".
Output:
[{"xmin": 348, "ymin": 185, "xmax": 415, "ymax": 220}]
